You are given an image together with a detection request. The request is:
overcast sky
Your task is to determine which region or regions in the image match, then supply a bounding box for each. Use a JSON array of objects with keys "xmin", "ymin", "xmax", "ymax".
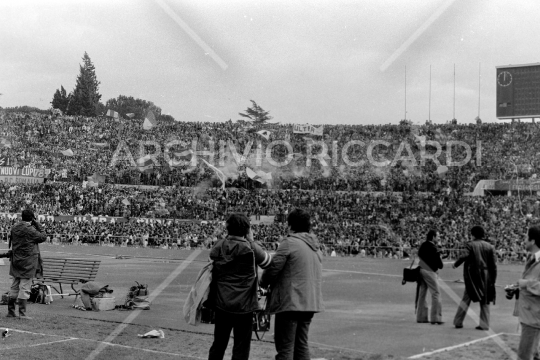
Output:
[{"xmin": 1, "ymin": 0, "xmax": 539, "ymax": 125}]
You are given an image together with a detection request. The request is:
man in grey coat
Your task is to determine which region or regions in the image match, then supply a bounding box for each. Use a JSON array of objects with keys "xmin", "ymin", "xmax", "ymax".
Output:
[
  {"xmin": 260, "ymin": 208, "xmax": 324, "ymax": 360},
  {"xmin": 7, "ymin": 209, "xmax": 47, "ymax": 319}
]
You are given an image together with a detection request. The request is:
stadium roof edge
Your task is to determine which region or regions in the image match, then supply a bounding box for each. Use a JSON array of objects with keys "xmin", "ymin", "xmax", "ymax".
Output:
[{"xmin": 496, "ymin": 62, "xmax": 540, "ymax": 69}]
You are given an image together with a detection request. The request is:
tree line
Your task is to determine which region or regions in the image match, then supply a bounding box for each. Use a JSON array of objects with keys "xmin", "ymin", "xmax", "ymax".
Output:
[
  {"xmin": 50, "ymin": 52, "xmax": 273, "ymax": 125},
  {"xmin": 50, "ymin": 52, "xmax": 174, "ymax": 122}
]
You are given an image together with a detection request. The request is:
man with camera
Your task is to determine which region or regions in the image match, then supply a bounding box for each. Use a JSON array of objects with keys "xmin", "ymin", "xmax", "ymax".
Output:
[
  {"xmin": 416, "ymin": 230, "xmax": 444, "ymax": 324},
  {"xmin": 7, "ymin": 209, "xmax": 46, "ymax": 319},
  {"xmin": 260, "ymin": 208, "xmax": 324, "ymax": 360},
  {"xmin": 207, "ymin": 213, "xmax": 272, "ymax": 360},
  {"xmin": 509, "ymin": 225, "xmax": 540, "ymax": 360}
]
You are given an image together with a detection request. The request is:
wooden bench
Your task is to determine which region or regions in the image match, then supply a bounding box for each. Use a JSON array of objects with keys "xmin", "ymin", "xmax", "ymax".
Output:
[{"xmin": 35, "ymin": 257, "xmax": 101, "ymax": 298}]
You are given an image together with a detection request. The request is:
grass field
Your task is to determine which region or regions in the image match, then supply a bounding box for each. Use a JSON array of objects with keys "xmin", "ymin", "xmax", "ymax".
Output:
[{"xmin": 0, "ymin": 244, "xmax": 527, "ymax": 359}]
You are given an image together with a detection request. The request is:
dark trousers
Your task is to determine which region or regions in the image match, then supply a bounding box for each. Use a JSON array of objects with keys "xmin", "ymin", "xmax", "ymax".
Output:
[
  {"xmin": 274, "ymin": 312, "xmax": 314, "ymax": 360},
  {"xmin": 208, "ymin": 309, "xmax": 253, "ymax": 360},
  {"xmin": 453, "ymin": 289, "xmax": 490, "ymax": 329}
]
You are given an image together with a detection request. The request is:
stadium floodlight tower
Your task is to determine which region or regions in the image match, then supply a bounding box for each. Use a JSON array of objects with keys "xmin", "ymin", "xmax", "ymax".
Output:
[{"xmin": 496, "ymin": 62, "xmax": 540, "ymax": 122}]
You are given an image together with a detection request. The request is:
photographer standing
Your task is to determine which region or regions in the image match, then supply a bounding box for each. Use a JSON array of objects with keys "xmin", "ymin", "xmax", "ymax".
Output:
[
  {"xmin": 416, "ymin": 230, "xmax": 444, "ymax": 324},
  {"xmin": 7, "ymin": 209, "xmax": 46, "ymax": 319},
  {"xmin": 260, "ymin": 208, "xmax": 324, "ymax": 360},
  {"xmin": 513, "ymin": 225, "xmax": 540, "ymax": 360},
  {"xmin": 207, "ymin": 213, "xmax": 272, "ymax": 360}
]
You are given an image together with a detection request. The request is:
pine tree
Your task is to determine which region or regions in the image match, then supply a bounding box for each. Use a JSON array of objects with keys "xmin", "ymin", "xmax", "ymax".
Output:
[
  {"xmin": 239, "ymin": 100, "xmax": 273, "ymax": 125},
  {"xmin": 51, "ymin": 86, "xmax": 69, "ymax": 113},
  {"xmin": 67, "ymin": 52, "xmax": 101, "ymax": 116}
]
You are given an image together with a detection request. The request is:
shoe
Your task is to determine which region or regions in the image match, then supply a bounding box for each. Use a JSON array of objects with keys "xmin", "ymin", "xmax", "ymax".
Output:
[
  {"xmin": 431, "ymin": 322, "xmax": 445, "ymax": 325},
  {"xmin": 18, "ymin": 299, "xmax": 32, "ymax": 320},
  {"xmin": 6, "ymin": 297, "xmax": 16, "ymax": 318},
  {"xmin": 417, "ymin": 321, "xmax": 429, "ymax": 323},
  {"xmin": 455, "ymin": 325, "xmax": 463, "ymax": 329},
  {"xmin": 475, "ymin": 326, "xmax": 488, "ymax": 330}
]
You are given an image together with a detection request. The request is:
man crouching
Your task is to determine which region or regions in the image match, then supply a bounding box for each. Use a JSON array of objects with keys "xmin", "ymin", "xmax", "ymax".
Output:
[{"xmin": 7, "ymin": 209, "xmax": 46, "ymax": 319}]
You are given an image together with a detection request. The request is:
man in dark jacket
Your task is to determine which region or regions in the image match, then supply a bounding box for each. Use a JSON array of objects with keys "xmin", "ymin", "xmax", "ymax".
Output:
[
  {"xmin": 260, "ymin": 208, "xmax": 324, "ymax": 360},
  {"xmin": 208, "ymin": 213, "xmax": 272, "ymax": 360},
  {"xmin": 8, "ymin": 209, "xmax": 47, "ymax": 319},
  {"xmin": 452, "ymin": 225, "xmax": 497, "ymax": 330},
  {"xmin": 417, "ymin": 230, "xmax": 444, "ymax": 324}
]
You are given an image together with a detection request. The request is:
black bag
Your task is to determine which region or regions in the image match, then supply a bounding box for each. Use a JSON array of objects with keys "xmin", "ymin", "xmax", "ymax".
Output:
[
  {"xmin": 402, "ymin": 256, "xmax": 419, "ymax": 285},
  {"xmin": 200, "ymin": 306, "xmax": 215, "ymax": 324},
  {"xmin": 128, "ymin": 281, "xmax": 148, "ymax": 298},
  {"xmin": 29, "ymin": 284, "xmax": 48, "ymax": 304}
]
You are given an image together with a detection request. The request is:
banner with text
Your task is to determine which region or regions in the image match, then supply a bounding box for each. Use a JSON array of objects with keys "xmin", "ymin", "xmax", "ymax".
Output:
[
  {"xmin": 0, "ymin": 157, "xmax": 11, "ymax": 167},
  {"xmin": 0, "ymin": 167, "xmax": 46, "ymax": 184},
  {"xmin": 293, "ymin": 124, "xmax": 324, "ymax": 136}
]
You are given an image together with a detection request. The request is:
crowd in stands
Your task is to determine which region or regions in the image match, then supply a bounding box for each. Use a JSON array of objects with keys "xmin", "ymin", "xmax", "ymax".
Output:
[{"xmin": 1, "ymin": 110, "xmax": 540, "ymax": 261}]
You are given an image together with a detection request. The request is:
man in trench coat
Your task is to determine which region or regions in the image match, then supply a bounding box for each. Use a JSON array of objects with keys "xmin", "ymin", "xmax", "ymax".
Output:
[
  {"xmin": 452, "ymin": 225, "xmax": 497, "ymax": 330},
  {"xmin": 7, "ymin": 209, "xmax": 47, "ymax": 319}
]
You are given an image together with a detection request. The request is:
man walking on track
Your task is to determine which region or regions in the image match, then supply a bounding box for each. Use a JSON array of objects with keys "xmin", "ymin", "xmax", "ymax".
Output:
[{"xmin": 452, "ymin": 226, "xmax": 497, "ymax": 330}]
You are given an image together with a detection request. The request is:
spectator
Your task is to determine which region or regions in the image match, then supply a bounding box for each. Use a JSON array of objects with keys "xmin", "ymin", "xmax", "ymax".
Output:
[
  {"xmin": 207, "ymin": 213, "xmax": 272, "ymax": 360},
  {"xmin": 260, "ymin": 208, "xmax": 324, "ymax": 360}
]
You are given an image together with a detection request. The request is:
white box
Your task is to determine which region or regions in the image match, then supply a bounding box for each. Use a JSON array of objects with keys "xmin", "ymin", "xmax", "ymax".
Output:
[{"xmin": 91, "ymin": 297, "xmax": 116, "ymax": 311}]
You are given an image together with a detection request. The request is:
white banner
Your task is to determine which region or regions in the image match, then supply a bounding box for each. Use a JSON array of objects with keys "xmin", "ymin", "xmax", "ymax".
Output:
[
  {"xmin": 0, "ymin": 167, "xmax": 46, "ymax": 184},
  {"xmin": 293, "ymin": 124, "xmax": 324, "ymax": 136}
]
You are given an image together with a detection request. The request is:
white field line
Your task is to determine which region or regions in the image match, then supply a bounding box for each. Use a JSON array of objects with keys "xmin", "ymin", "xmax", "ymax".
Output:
[
  {"xmin": 408, "ymin": 332, "xmax": 506, "ymax": 359},
  {"xmin": 83, "ymin": 338, "xmax": 206, "ymax": 359},
  {"xmin": 85, "ymin": 249, "xmax": 203, "ymax": 360},
  {"xmin": 308, "ymin": 340, "xmax": 376, "ymax": 355},
  {"xmin": 3, "ymin": 328, "xmax": 70, "ymax": 337},
  {"xmin": 1, "ymin": 338, "xmax": 78, "ymax": 350},
  {"xmin": 1, "ymin": 328, "xmax": 205, "ymax": 359},
  {"xmin": 325, "ymin": 267, "xmax": 517, "ymax": 359},
  {"xmin": 324, "ymin": 269, "xmax": 402, "ymax": 278},
  {"xmin": 324, "ymin": 268, "xmax": 462, "ymax": 284}
]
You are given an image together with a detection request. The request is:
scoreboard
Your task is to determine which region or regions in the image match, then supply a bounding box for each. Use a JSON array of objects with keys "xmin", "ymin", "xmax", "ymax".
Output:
[{"xmin": 496, "ymin": 63, "xmax": 540, "ymax": 119}]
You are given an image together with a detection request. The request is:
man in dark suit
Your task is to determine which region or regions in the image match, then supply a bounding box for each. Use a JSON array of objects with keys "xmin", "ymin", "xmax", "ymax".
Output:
[
  {"xmin": 7, "ymin": 209, "xmax": 47, "ymax": 319},
  {"xmin": 452, "ymin": 226, "xmax": 497, "ymax": 330},
  {"xmin": 417, "ymin": 230, "xmax": 444, "ymax": 324}
]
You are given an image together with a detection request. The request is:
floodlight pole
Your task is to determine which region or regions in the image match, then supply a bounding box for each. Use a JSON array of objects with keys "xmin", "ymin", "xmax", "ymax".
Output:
[
  {"xmin": 429, "ymin": 65, "xmax": 432, "ymax": 122},
  {"xmin": 404, "ymin": 65, "xmax": 407, "ymax": 121},
  {"xmin": 453, "ymin": 64, "xmax": 456, "ymax": 120},
  {"xmin": 478, "ymin": 63, "xmax": 481, "ymax": 119}
]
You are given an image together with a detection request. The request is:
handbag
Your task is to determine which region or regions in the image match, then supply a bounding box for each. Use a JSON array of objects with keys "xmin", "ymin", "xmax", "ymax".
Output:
[{"xmin": 402, "ymin": 255, "xmax": 419, "ymax": 285}]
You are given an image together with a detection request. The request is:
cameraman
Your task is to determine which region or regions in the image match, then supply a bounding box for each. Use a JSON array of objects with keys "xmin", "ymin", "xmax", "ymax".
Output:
[
  {"xmin": 7, "ymin": 209, "xmax": 46, "ymax": 319},
  {"xmin": 514, "ymin": 225, "xmax": 540, "ymax": 360},
  {"xmin": 207, "ymin": 213, "xmax": 272, "ymax": 360}
]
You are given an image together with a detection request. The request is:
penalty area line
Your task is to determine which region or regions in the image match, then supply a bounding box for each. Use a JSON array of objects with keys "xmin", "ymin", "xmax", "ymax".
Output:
[
  {"xmin": 2, "ymin": 328, "xmax": 205, "ymax": 359},
  {"xmin": 1, "ymin": 338, "xmax": 78, "ymax": 351},
  {"xmin": 308, "ymin": 340, "xmax": 377, "ymax": 355},
  {"xmin": 85, "ymin": 249, "xmax": 202, "ymax": 360},
  {"xmin": 408, "ymin": 332, "xmax": 505, "ymax": 359},
  {"xmin": 324, "ymin": 269, "xmax": 402, "ymax": 278}
]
